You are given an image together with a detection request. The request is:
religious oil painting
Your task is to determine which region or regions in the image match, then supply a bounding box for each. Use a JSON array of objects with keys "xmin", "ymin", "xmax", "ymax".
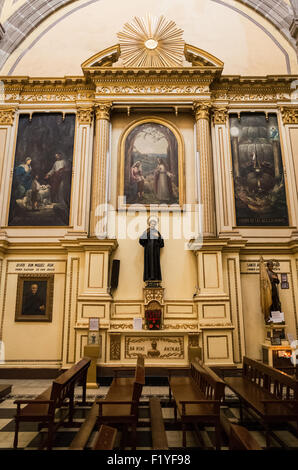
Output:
[
  {"xmin": 229, "ymin": 113, "xmax": 288, "ymax": 226},
  {"xmin": 15, "ymin": 274, "xmax": 54, "ymax": 322},
  {"xmin": 121, "ymin": 121, "xmax": 183, "ymax": 206},
  {"xmin": 8, "ymin": 113, "xmax": 76, "ymax": 226}
]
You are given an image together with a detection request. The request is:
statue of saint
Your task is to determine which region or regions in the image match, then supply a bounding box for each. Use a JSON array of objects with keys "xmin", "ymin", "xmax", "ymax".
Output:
[
  {"xmin": 266, "ymin": 260, "xmax": 281, "ymax": 313},
  {"xmin": 139, "ymin": 216, "xmax": 164, "ymax": 283},
  {"xmin": 259, "ymin": 257, "xmax": 271, "ymax": 323}
]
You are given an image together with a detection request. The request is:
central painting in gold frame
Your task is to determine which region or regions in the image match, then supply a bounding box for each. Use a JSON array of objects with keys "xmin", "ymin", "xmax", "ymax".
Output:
[{"xmin": 118, "ymin": 118, "xmax": 184, "ymax": 208}]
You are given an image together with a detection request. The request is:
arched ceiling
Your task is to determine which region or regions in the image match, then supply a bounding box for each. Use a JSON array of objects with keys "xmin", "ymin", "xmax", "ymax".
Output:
[{"xmin": 0, "ymin": 0, "xmax": 297, "ymax": 71}]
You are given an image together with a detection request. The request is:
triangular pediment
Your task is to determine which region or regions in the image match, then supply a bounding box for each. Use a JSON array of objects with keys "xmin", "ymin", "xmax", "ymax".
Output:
[{"xmin": 82, "ymin": 43, "xmax": 224, "ymax": 74}]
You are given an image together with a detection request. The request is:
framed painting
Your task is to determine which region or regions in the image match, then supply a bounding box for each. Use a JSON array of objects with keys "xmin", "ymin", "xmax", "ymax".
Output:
[
  {"xmin": 15, "ymin": 274, "xmax": 54, "ymax": 322},
  {"xmin": 119, "ymin": 118, "xmax": 184, "ymax": 207},
  {"xmin": 8, "ymin": 112, "xmax": 76, "ymax": 226},
  {"xmin": 229, "ymin": 112, "xmax": 289, "ymax": 226},
  {"xmin": 88, "ymin": 331, "xmax": 100, "ymax": 345}
]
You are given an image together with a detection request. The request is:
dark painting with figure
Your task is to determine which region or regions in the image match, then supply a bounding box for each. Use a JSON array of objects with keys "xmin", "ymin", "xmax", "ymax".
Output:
[
  {"xmin": 124, "ymin": 122, "xmax": 179, "ymax": 204},
  {"xmin": 15, "ymin": 275, "xmax": 54, "ymax": 322},
  {"xmin": 8, "ymin": 113, "xmax": 76, "ymax": 226},
  {"xmin": 229, "ymin": 113, "xmax": 288, "ymax": 226}
]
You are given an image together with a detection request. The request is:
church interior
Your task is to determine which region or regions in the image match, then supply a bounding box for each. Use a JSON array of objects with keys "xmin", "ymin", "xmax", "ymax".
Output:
[{"xmin": 0, "ymin": 0, "xmax": 298, "ymax": 452}]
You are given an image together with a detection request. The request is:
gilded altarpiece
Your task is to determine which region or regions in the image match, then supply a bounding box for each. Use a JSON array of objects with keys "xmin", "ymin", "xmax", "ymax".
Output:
[{"xmin": 0, "ymin": 27, "xmax": 297, "ymax": 369}]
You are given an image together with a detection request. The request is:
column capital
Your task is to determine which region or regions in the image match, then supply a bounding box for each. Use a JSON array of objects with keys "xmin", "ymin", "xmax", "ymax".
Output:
[
  {"xmin": 193, "ymin": 101, "xmax": 212, "ymax": 121},
  {"xmin": 95, "ymin": 102, "xmax": 112, "ymax": 121},
  {"xmin": 0, "ymin": 107, "xmax": 17, "ymax": 126},
  {"xmin": 76, "ymin": 106, "xmax": 94, "ymax": 125},
  {"xmin": 280, "ymin": 106, "xmax": 298, "ymax": 124},
  {"xmin": 212, "ymin": 106, "xmax": 229, "ymax": 125}
]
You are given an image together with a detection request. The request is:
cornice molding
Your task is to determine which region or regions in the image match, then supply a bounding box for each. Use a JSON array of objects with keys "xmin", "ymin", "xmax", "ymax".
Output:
[{"xmin": 0, "ymin": 74, "xmax": 296, "ymax": 105}]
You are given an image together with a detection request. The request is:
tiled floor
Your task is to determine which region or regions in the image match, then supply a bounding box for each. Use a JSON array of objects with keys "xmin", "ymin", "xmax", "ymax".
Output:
[{"xmin": 0, "ymin": 379, "xmax": 298, "ymax": 450}]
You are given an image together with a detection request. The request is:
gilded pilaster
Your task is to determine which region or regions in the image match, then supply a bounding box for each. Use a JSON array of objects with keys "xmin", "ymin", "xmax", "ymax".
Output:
[
  {"xmin": 0, "ymin": 107, "xmax": 16, "ymax": 126},
  {"xmin": 67, "ymin": 105, "xmax": 94, "ymax": 235},
  {"xmin": 212, "ymin": 106, "xmax": 228, "ymax": 125},
  {"xmin": 77, "ymin": 106, "xmax": 94, "ymax": 126},
  {"xmin": 89, "ymin": 102, "xmax": 112, "ymax": 237},
  {"xmin": 194, "ymin": 101, "xmax": 216, "ymax": 238},
  {"xmin": 280, "ymin": 107, "xmax": 298, "ymax": 124}
]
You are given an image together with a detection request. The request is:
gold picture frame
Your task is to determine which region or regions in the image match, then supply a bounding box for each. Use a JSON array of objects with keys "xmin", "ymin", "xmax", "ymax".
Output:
[
  {"xmin": 118, "ymin": 117, "xmax": 185, "ymax": 210},
  {"xmin": 15, "ymin": 274, "xmax": 54, "ymax": 322}
]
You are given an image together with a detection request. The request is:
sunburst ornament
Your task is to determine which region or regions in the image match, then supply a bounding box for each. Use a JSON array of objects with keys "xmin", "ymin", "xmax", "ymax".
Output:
[{"xmin": 117, "ymin": 15, "xmax": 185, "ymax": 68}]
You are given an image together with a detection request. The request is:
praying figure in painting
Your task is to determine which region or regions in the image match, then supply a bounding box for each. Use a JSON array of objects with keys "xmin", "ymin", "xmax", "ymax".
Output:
[
  {"xmin": 139, "ymin": 216, "xmax": 164, "ymax": 284},
  {"xmin": 15, "ymin": 157, "xmax": 33, "ymax": 199}
]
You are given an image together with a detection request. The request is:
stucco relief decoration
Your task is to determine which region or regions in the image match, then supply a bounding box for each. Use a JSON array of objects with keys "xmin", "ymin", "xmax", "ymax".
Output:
[
  {"xmin": 77, "ymin": 107, "xmax": 93, "ymax": 125},
  {"xmin": 144, "ymin": 288, "xmax": 164, "ymax": 305},
  {"xmin": 117, "ymin": 14, "xmax": 184, "ymax": 68},
  {"xmin": 212, "ymin": 107, "xmax": 228, "ymax": 125},
  {"xmin": 0, "ymin": 107, "xmax": 16, "ymax": 125},
  {"xmin": 280, "ymin": 107, "xmax": 298, "ymax": 124}
]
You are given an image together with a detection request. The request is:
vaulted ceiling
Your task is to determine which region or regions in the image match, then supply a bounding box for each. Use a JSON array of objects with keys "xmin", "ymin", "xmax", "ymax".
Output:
[{"xmin": 0, "ymin": 0, "xmax": 297, "ymax": 71}]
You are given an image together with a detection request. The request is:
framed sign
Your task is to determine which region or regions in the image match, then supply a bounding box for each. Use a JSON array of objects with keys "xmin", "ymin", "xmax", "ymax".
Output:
[
  {"xmin": 281, "ymin": 273, "xmax": 289, "ymax": 289},
  {"xmin": 133, "ymin": 318, "xmax": 143, "ymax": 331},
  {"xmin": 15, "ymin": 274, "xmax": 54, "ymax": 322},
  {"xmin": 89, "ymin": 318, "xmax": 99, "ymax": 331}
]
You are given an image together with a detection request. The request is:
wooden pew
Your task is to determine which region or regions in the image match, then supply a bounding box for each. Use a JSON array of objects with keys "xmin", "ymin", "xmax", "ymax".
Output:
[
  {"xmin": 168, "ymin": 360, "xmax": 225, "ymax": 449},
  {"xmin": 69, "ymin": 401, "xmax": 98, "ymax": 450},
  {"xmin": 224, "ymin": 356, "xmax": 298, "ymax": 448},
  {"xmin": 96, "ymin": 355, "xmax": 145, "ymax": 450},
  {"xmin": 220, "ymin": 412, "xmax": 262, "ymax": 450},
  {"xmin": 13, "ymin": 357, "xmax": 91, "ymax": 450},
  {"xmin": 149, "ymin": 397, "xmax": 168, "ymax": 450}
]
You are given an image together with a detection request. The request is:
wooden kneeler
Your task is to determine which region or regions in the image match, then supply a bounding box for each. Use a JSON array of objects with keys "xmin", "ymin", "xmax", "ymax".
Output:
[{"xmin": 92, "ymin": 424, "xmax": 117, "ymax": 450}]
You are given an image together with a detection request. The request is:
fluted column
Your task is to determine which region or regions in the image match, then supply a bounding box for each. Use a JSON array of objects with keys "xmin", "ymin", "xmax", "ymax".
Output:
[
  {"xmin": 0, "ymin": 107, "xmax": 18, "ymax": 231},
  {"xmin": 89, "ymin": 102, "xmax": 111, "ymax": 237},
  {"xmin": 194, "ymin": 102, "xmax": 216, "ymax": 238}
]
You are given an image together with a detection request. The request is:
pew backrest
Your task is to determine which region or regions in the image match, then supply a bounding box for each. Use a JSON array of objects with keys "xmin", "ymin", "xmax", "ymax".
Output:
[{"xmin": 242, "ymin": 356, "xmax": 298, "ymax": 400}]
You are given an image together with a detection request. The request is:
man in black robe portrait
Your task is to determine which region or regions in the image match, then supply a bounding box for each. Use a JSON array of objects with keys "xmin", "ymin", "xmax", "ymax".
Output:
[
  {"xmin": 139, "ymin": 216, "xmax": 164, "ymax": 283},
  {"xmin": 22, "ymin": 283, "xmax": 46, "ymax": 315}
]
